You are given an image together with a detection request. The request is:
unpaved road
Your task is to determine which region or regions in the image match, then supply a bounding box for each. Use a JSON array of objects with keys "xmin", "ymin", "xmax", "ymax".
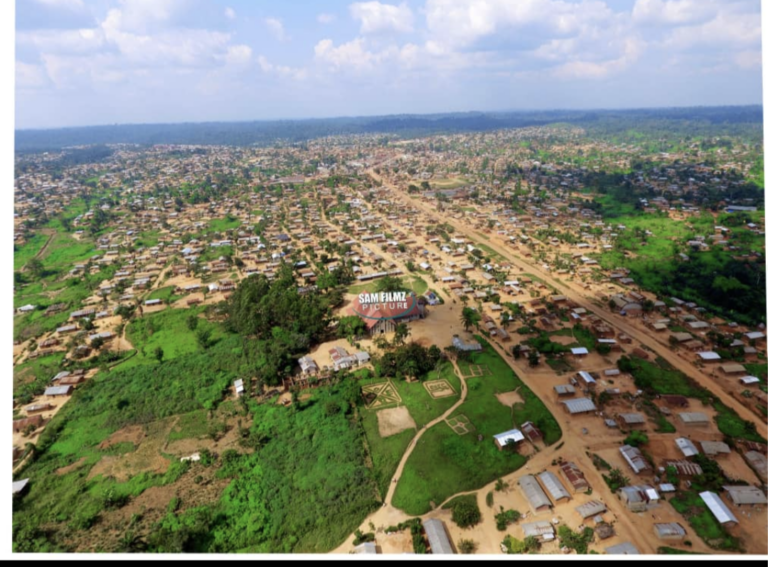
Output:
[{"xmin": 370, "ymin": 169, "xmax": 767, "ymax": 440}]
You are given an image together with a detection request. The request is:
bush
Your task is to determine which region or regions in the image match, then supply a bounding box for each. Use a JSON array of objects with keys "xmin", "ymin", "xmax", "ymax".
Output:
[
  {"xmin": 486, "ymin": 491, "xmax": 494, "ymax": 508},
  {"xmin": 458, "ymin": 539, "xmax": 477, "ymax": 554},
  {"xmin": 451, "ymin": 500, "xmax": 481, "ymax": 529},
  {"xmin": 495, "ymin": 507, "xmax": 521, "ymax": 531}
]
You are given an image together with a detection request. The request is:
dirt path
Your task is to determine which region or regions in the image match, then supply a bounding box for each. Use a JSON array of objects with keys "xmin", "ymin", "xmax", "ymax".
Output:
[
  {"xmin": 22, "ymin": 228, "xmax": 56, "ymax": 271},
  {"xmin": 383, "ymin": 360, "xmax": 468, "ymax": 506},
  {"xmin": 372, "ymin": 169, "xmax": 766, "ymax": 439}
]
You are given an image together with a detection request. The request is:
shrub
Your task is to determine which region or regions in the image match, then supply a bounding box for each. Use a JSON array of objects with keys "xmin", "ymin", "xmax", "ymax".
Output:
[
  {"xmin": 451, "ymin": 500, "xmax": 481, "ymax": 529},
  {"xmin": 458, "ymin": 539, "xmax": 477, "ymax": 554},
  {"xmin": 485, "ymin": 491, "xmax": 494, "ymax": 508}
]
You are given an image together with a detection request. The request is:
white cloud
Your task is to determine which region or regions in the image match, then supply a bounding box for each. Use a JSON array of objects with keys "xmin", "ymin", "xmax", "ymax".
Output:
[
  {"xmin": 350, "ymin": 2, "xmax": 414, "ymax": 34},
  {"xmin": 257, "ymin": 55, "xmax": 307, "ymax": 80},
  {"xmin": 225, "ymin": 45, "xmax": 252, "ymax": 66},
  {"xmin": 17, "ymin": 28, "xmax": 105, "ymax": 54},
  {"xmin": 224, "ymin": 7, "xmax": 236, "ymax": 20},
  {"xmin": 734, "ymin": 50, "xmax": 762, "ymax": 69},
  {"xmin": 317, "ymin": 13, "xmax": 337, "ymax": 24},
  {"xmin": 16, "ymin": 61, "xmax": 50, "ymax": 89},
  {"xmin": 32, "ymin": 0, "xmax": 84, "ymax": 10},
  {"xmin": 265, "ymin": 17, "xmax": 289, "ymax": 42},
  {"xmin": 662, "ymin": 10, "xmax": 762, "ymax": 50},
  {"xmin": 632, "ymin": 0, "xmax": 721, "ymax": 26}
]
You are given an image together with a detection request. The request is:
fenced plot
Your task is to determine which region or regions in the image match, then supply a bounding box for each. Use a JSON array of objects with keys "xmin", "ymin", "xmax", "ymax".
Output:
[
  {"xmin": 446, "ymin": 414, "xmax": 475, "ymax": 436},
  {"xmin": 362, "ymin": 381, "xmax": 402, "ymax": 410},
  {"xmin": 424, "ymin": 379, "xmax": 458, "ymax": 399},
  {"xmin": 460, "ymin": 363, "xmax": 491, "ymax": 378}
]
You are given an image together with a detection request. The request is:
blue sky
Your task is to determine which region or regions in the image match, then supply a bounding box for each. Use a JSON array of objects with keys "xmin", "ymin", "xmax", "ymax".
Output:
[{"xmin": 15, "ymin": 0, "xmax": 764, "ymax": 129}]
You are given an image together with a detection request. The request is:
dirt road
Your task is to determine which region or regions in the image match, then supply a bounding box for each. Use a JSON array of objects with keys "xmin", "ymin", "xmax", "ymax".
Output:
[{"xmin": 371, "ymin": 169, "xmax": 767, "ymax": 439}]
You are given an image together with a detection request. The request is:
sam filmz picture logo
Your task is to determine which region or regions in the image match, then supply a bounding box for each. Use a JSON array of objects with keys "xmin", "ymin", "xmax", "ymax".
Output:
[{"xmin": 352, "ymin": 291, "xmax": 418, "ymax": 321}]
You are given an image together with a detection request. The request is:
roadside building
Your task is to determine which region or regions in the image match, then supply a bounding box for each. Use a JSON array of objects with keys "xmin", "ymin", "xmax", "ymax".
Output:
[
  {"xmin": 575, "ymin": 500, "xmax": 607, "ymax": 520},
  {"xmin": 559, "ymin": 461, "xmax": 590, "ymax": 493},
  {"xmin": 619, "ymin": 485, "xmax": 660, "ymax": 512},
  {"xmin": 518, "ymin": 475, "xmax": 553, "ymax": 513},
  {"xmin": 422, "ymin": 519, "xmax": 454, "ymax": 554},
  {"xmin": 562, "ymin": 398, "xmax": 597, "ymax": 415},
  {"xmin": 521, "ymin": 521, "xmax": 556, "ymax": 542},
  {"xmin": 699, "ymin": 441, "xmax": 731, "ymax": 458},
  {"xmin": 620, "ymin": 445, "xmax": 652, "ymax": 475},
  {"xmin": 699, "ymin": 491, "xmax": 738, "ymax": 527},
  {"xmin": 537, "ymin": 471, "xmax": 571, "ymax": 502},
  {"xmin": 723, "ymin": 485, "xmax": 767, "ymax": 507},
  {"xmin": 677, "ymin": 412, "xmax": 709, "ymax": 427},
  {"xmin": 493, "ymin": 429, "xmax": 524, "ymax": 451},
  {"xmin": 653, "ymin": 523, "xmax": 686, "ymax": 542},
  {"xmin": 605, "ymin": 542, "xmax": 640, "ymax": 555},
  {"xmin": 675, "ymin": 438, "xmax": 699, "ymax": 457},
  {"xmin": 617, "ymin": 413, "xmax": 646, "ymax": 429}
]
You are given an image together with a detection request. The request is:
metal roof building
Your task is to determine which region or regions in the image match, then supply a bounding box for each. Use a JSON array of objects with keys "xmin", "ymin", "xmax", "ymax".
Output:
[
  {"xmin": 577, "ymin": 370, "xmax": 596, "ymax": 384},
  {"xmin": 537, "ymin": 471, "xmax": 571, "ymax": 501},
  {"xmin": 618, "ymin": 413, "xmax": 646, "ymax": 426},
  {"xmin": 560, "ymin": 461, "xmax": 590, "ymax": 493},
  {"xmin": 678, "ymin": 412, "xmax": 709, "ymax": 425},
  {"xmin": 493, "ymin": 429, "xmax": 524, "ymax": 449},
  {"xmin": 605, "ymin": 542, "xmax": 640, "ymax": 555},
  {"xmin": 700, "ymin": 441, "xmax": 731, "ymax": 457},
  {"xmin": 44, "ymin": 385, "xmax": 73, "ymax": 397},
  {"xmin": 353, "ymin": 542, "xmax": 378, "ymax": 554},
  {"xmin": 554, "ymin": 384, "xmax": 576, "ymax": 396},
  {"xmin": 571, "ymin": 347, "xmax": 589, "ymax": 356},
  {"xmin": 700, "ymin": 491, "xmax": 738, "ymax": 525},
  {"xmin": 653, "ymin": 523, "xmax": 686, "ymax": 540},
  {"xmin": 518, "ymin": 475, "xmax": 553, "ymax": 512},
  {"xmin": 562, "ymin": 398, "xmax": 597, "ymax": 414},
  {"xmin": 620, "ymin": 444, "xmax": 651, "ymax": 474},
  {"xmin": 521, "ymin": 521, "xmax": 555, "ymax": 541},
  {"xmin": 12, "ymin": 479, "xmax": 29, "ymax": 495},
  {"xmin": 723, "ymin": 486, "xmax": 768, "ymax": 506},
  {"xmin": 675, "ymin": 438, "xmax": 699, "ymax": 457},
  {"xmin": 575, "ymin": 500, "xmax": 607, "ymax": 519},
  {"xmin": 423, "ymin": 519, "xmax": 454, "ymax": 554}
]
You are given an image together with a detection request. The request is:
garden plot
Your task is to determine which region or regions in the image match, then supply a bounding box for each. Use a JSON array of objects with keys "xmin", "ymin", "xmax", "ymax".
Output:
[
  {"xmin": 362, "ymin": 381, "xmax": 402, "ymax": 410},
  {"xmin": 424, "ymin": 379, "xmax": 458, "ymax": 400},
  {"xmin": 447, "ymin": 414, "xmax": 475, "ymax": 436}
]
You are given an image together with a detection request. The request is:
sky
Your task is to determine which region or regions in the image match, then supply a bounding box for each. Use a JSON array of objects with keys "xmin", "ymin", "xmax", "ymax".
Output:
[{"xmin": 14, "ymin": 0, "xmax": 765, "ymax": 129}]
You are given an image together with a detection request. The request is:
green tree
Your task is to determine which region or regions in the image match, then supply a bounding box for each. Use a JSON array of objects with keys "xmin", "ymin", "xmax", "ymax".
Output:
[
  {"xmin": 196, "ymin": 328, "xmax": 213, "ymax": 350},
  {"xmin": 393, "ymin": 323, "xmax": 411, "ymax": 346},
  {"xmin": 154, "ymin": 346, "xmax": 164, "ymax": 363},
  {"xmin": 458, "ymin": 539, "xmax": 477, "ymax": 554},
  {"xmin": 461, "ymin": 307, "xmax": 480, "ymax": 332},
  {"xmin": 186, "ymin": 314, "xmax": 199, "ymax": 331},
  {"xmin": 26, "ymin": 258, "xmax": 45, "ymax": 280},
  {"xmin": 451, "ymin": 500, "xmax": 481, "ymax": 529},
  {"xmin": 337, "ymin": 315, "xmax": 366, "ymax": 341},
  {"xmin": 527, "ymin": 350, "xmax": 540, "ymax": 367}
]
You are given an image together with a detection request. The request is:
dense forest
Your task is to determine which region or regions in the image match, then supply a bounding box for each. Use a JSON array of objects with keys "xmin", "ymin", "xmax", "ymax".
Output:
[{"xmin": 15, "ymin": 106, "xmax": 763, "ymax": 151}]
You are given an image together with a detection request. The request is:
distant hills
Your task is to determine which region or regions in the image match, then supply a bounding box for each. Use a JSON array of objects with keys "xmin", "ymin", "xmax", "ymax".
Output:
[{"xmin": 15, "ymin": 106, "xmax": 763, "ymax": 152}]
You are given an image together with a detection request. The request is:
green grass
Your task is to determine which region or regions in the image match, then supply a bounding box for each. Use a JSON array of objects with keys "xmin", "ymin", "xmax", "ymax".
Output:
[
  {"xmin": 358, "ymin": 362, "xmax": 460, "ymax": 497},
  {"xmin": 120, "ymin": 308, "xmax": 225, "ymax": 369},
  {"xmin": 167, "ymin": 409, "xmax": 210, "ymax": 442},
  {"xmin": 657, "ymin": 547, "xmax": 706, "ymax": 555},
  {"xmin": 392, "ymin": 337, "xmax": 560, "ymax": 514},
  {"xmin": 441, "ymin": 493, "xmax": 477, "ymax": 510},
  {"xmin": 14, "ymin": 233, "xmax": 51, "ymax": 271},
  {"xmin": 669, "ymin": 491, "xmax": 741, "ymax": 551},
  {"xmin": 206, "ymin": 217, "xmax": 241, "ymax": 234},
  {"xmin": 744, "ymin": 363, "xmax": 767, "ymax": 380},
  {"xmin": 430, "ymin": 177, "xmax": 469, "ymax": 189},
  {"xmin": 147, "ymin": 286, "xmax": 184, "ymax": 304}
]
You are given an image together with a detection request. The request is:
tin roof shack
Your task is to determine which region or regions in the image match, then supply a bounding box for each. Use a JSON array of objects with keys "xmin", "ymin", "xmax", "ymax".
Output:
[
  {"xmin": 493, "ymin": 429, "xmax": 524, "ymax": 451},
  {"xmin": 554, "ymin": 384, "xmax": 576, "ymax": 398},
  {"xmin": 575, "ymin": 500, "xmax": 607, "ymax": 520},
  {"xmin": 605, "ymin": 542, "xmax": 640, "ymax": 555},
  {"xmin": 562, "ymin": 397, "xmax": 597, "ymax": 415},
  {"xmin": 560, "ymin": 461, "xmax": 590, "ymax": 493},
  {"xmin": 518, "ymin": 475, "xmax": 553, "ymax": 514},
  {"xmin": 617, "ymin": 413, "xmax": 646, "ymax": 429},
  {"xmin": 353, "ymin": 542, "xmax": 378, "ymax": 554},
  {"xmin": 12, "ymin": 479, "xmax": 30, "ymax": 498},
  {"xmin": 422, "ymin": 519, "xmax": 454, "ymax": 554},
  {"xmin": 520, "ymin": 421, "xmax": 543, "ymax": 443},
  {"xmin": 675, "ymin": 438, "xmax": 700, "ymax": 458},
  {"xmin": 653, "ymin": 523, "xmax": 687, "ymax": 542},
  {"xmin": 699, "ymin": 441, "xmax": 731, "ymax": 458},
  {"xmin": 537, "ymin": 471, "xmax": 571, "ymax": 502},
  {"xmin": 24, "ymin": 403, "xmax": 53, "ymax": 415},
  {"xmin": 618, "ymin": 485, "xmax": 660, "ymax": 512},
  {"xmin": 723, "ymin": 485, "xmax": 768, "ymax": 507},
  {"xmin": 744, "ymin": 451, "xmax": 768, "ymax": 482},
  {"xmin": 619, "ymin": 444, "xmax": 653, "ymax": 476},
  {"xmin": 677, "ymin": 412, "xmax": 710, "ymax": 427},
  {"xmin": 699, "ymin": 491, "xmax": 739, "ymax": 527},
  {"xmin": 44, "ymin": 385, "xmax": 73, "ymax": 398},
  {"xmin": 719, "ymin": 363, "xmax": 746, "ymax": 376},
  {"xmin": 521, "ymin": 521, "xmax": 556, "ymax": 542},
  {"xmin": 664, "ymin": 460, "xmax": 703, "ymax": 478},
  {"xmin": 576, "ymin": 371, "xmax": 597, "ymax": 391}
]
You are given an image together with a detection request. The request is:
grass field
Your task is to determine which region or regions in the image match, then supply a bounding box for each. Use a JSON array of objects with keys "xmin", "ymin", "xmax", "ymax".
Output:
[
  {"xmin": 391, "ymin": 337, "xmax": 560, "ymax": 514},
  {"xmin": 669, "ymin": 491, "xmax": 741, "ymax": 551},
  {"xmin": 14, "ymin": 233, "xmax": 51, "ymax": 271},
  {"xmin": 147, "ymin": 286, "xmax": 184, "ymax": 304},
  {"xmin": 206, "ymin": 217, "xmax": 241, "ymax": 234},
  {"xmin": 359, "ymin": 362, "xmax": 460, "ymax": 498},
  {"xmin": 430, "ymin": 177, "xmax": 470, "ymax": 189},
  {"xmin": 119, "ymin": 308, "xmax": 225, "ymax": 369}
]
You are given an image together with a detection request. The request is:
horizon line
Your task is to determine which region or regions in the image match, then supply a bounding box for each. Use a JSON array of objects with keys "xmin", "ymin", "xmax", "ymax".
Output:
[{"xmin": 15, "ymin": 103, "xmax": 764, "ymax": 133}]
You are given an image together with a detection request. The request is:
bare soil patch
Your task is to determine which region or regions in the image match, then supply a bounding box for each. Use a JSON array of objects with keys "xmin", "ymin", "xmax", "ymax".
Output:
[
  {"xmin": 495, "ymin": 389, "xmax": 523, "ymax": 408},
  {"xmin": 99, "ymin": 425, "xmax": 145, "ymax": 450},
  {"xmin": 55, "ymin": 456, "xmax": 88, "ymax": 476},
  {"xmin": 377, "ymin": 406, "xmax": 417, "ymax": 438}
]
